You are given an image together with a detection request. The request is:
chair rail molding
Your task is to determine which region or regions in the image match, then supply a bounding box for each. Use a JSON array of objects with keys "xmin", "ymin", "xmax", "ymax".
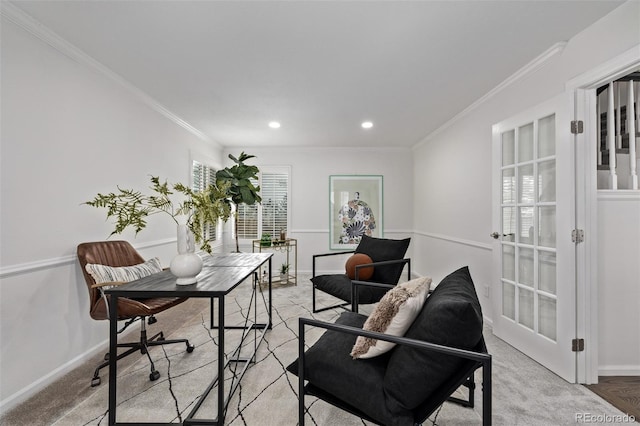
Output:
[
  {"xmin": 597, "ymin": 190, "xmax": 640, "ymax": 201},
  {"xmin": 289, "ymin": 229, "xmax": 413, "ymax": 235},
  {"xmin": 0, "ymin": 238, "xmax": 176, "ymax": 278},
  {"xmin": 415, "ymin": 230, "xmax": 492, "ymax": 251}
]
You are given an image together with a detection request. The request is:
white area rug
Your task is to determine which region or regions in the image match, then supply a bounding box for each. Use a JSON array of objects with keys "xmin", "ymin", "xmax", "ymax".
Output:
[{"xmin": 51, "ymin": 276, "xmax": 627, "ymax": 425}]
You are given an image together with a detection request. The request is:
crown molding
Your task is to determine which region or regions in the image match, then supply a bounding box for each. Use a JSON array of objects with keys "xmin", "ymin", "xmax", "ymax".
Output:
[
  {"xmin": 413, "ymin": 41, "xmax": 568, "ymax": 150},
  {"xmin": 1, "ymin": 2, "xmax": 219, "ymax": 148},
  {"xmin": 566, "ymin": 43, "xmax": 640, "ymax": 90}
]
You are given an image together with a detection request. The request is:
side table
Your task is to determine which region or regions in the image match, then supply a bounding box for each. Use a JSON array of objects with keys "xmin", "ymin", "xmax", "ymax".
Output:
[{"xmin": 253, "ymin": 238, "xmax": 297, "ymax": 289}]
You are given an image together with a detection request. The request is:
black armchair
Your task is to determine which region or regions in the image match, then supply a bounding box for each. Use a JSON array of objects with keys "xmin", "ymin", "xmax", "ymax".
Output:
[
  {"xmin": 288, "ymin": 266, "xmax": 491, "ymax": 425},
  {"xmin": 311, "ymin": 235, "xmax": 411, "ymax": 313}
]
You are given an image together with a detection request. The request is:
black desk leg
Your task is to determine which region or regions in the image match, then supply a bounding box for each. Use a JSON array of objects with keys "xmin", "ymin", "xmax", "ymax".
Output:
[
  {"xmin": 268, "ymin": 257, "xmax": 272, "ymax": 329},
  {"xmin": 217, "ymin": 295, "xmax": 225, "ymax": 425},
  {"xmin": 108, "ymin": 296, "xmax": 118, "ymax": 425},
  {"xmin": 214, "ymin": 297, "xmax": 216, "ymax": 329}
]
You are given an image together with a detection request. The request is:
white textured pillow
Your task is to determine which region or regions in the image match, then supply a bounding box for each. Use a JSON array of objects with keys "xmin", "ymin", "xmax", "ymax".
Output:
[
  {"xmin": 351, "ymin": 276, "xmax": 431, "ymax": 359},
  {"xmin": 85, "ymin": 257, "xmax": 162, "ymax": 289}
]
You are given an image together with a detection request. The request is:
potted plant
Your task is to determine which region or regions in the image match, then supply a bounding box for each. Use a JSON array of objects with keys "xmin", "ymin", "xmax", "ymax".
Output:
[
  {"xmin": 260, "ymin": 233, "xmax": 272, "ymax": 247},
  {"xmin": 279, "ymin": 263, "xmax": 290, "ymax": 281},
  {"xmin": 84, "ymin": 176, "xmax": 231, "ymax": 284},
  {"xmin": 216, "ymin": 152, "xmax": 262, "ymax": 252}
]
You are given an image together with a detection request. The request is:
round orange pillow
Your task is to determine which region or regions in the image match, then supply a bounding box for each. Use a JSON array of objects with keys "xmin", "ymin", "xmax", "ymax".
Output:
[{"xmin": 345, "ymin": 253, "xmax": 374, "ymax": 280}]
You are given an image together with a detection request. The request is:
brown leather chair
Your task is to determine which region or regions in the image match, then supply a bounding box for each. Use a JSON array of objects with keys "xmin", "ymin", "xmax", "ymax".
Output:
[{"xmin": 77, "ymin": 240, "xmax": 194, "ymax": 387}]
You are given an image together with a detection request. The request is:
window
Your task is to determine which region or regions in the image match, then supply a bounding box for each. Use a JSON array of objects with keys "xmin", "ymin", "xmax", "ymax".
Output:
[
  {"xmin": 235, "ymin": 167, "xmax": 290, "ymax": 241},
  {"xmin": 236, "ymin": 178, "xmax": 259, "ymax": 239},
  {"xmin": 261, "ymin": 172, "xmax": 289, "ymax": 237},
  {"xmin": 192, "ymin": 160, "xmax": 219, "ymax": 242}
]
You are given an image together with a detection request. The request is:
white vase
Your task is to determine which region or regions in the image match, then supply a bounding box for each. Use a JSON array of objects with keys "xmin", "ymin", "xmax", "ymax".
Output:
[{"xmin": 170, "ymin": 224, "xmax": 203, "ymax": 285}]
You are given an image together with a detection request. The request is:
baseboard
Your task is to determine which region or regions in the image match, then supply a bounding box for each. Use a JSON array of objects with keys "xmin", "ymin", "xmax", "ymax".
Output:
[
  {"xmin": 482, "ymin": 315, "xmax": 494, "ymax": 329},
  {"xmin": 0, "ymin": 324, "xmax": 137, "ymax": 413},
  {"xmin": 0, "ymin": 340, "xmax": 106, "ymax": 413},
  {"xmin": 598, "ymin": 365, "xmax": 640, "ymax": 376}
]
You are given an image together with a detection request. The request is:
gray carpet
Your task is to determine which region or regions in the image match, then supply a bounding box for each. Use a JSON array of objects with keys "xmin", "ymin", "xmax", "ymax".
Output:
[{"xmin": 1, "ymin": 275, "xmax": 631, "ymax": 425}]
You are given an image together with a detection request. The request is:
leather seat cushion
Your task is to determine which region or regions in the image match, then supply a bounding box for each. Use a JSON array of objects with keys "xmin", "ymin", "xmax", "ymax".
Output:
[{"xmin": 287, "ymin": 312, "xmax": 410, "ymax": 425}]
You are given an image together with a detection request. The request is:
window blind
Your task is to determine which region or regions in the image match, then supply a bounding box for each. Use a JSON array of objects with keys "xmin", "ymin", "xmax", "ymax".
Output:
[
  {"xmin": 192, "ymin": 160, "xmax": 218, "ymax": 241},
  {"xmin": 261, "ymin": 173, "xmax": 288, "ymax": 238},
  {"xmin": 234, "ymin": 170, "xmax": 289, "ymax": 241},
  {"xmin": 236, "ymin": 177, "xmax": 259, "ymax": 239}
]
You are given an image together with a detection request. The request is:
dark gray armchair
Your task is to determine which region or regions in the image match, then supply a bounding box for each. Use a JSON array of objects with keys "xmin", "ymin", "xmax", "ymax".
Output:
[
  {"xmin": 311, "ymin": 235, "xmax": 411, "ymax": 313},
  {"xmin": 288, "ymin": 266, "xmax": 492, "ymax": 425}
]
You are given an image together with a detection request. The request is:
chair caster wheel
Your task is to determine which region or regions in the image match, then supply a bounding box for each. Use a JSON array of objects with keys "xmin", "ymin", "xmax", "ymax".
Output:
[
  {"xmin": 148, "ymin": 316, "xmax": 157, "ymax": 325},
  {"xmin": 91, "ymin": 377, "xmax": 101, "ymax": 387},
  {"xmin": 149, "ymin": 370, "xmax": 160, "ymax": 381},
  {"xmin": 103, "ymin": 353, "xmax": 110, "ymax": 361},
  {"xmin": 186, "ymin": 344, "xmax": 195, "ymax": 353}
]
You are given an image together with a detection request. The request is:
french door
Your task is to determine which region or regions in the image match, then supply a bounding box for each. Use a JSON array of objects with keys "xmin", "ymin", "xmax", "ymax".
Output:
[{"xmin": 491, "ymin": 92, "xmax": 577, "ymax": 382}]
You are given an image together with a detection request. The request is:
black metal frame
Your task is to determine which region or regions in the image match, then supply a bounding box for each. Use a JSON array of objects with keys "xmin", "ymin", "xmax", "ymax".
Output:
[
  {"xmin": 183, "ymin": 273, "xmax": 271, "ymax": 426},
  {"xmin": 311, "ymin": 251, "xmax": 411, "ymax": 313},
  {"xmin": 311, "ymin": 251, "xmax": 353, "ymax": 313},
  {"xmin": 105, "ymin": 254, "xmax": 273, "ymax": 426},
  {"xmin": 297, "ymin": 317, "xmax": 492, "ymax": 425}
]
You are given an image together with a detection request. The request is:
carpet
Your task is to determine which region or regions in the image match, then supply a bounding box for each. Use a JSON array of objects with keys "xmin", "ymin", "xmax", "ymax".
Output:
[{"xmin": 4, "ymin": 275, "xmax": 633, "ymax": 425}]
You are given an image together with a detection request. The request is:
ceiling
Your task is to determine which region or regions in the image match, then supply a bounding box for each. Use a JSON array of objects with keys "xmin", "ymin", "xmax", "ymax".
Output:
[{"xmin": 10, "ymin": 1, "xmax": 624, "ymax": 149}]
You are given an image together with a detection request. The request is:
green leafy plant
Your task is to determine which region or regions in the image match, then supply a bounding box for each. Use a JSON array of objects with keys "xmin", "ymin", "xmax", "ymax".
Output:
[
  {"xmin": 84, "ymin": 176, "xmax": 231, "ymax": 253},
  {"xmin": 260, "ymin": 233, "xmax": 272, "ymax": 247},
  {"xmin": 280, "ymin": 263, "xmax": 290, "ymax": 275},
  {"xmin": 216, "ymin": 152, "xmax": 262, "ymax": 252}
]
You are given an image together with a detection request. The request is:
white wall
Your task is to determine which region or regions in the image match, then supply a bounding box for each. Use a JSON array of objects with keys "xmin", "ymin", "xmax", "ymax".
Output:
[
  {"xmin": 597, "ymin": 193, "xmax": 640, "ymax": 375},
  {"xmin": 0, "ymin": 18, "xmax": 222, "ymax": 408},
  {"xmin": 220, "ymin": 147, "xmax": 414, "ymax": 272},
  {"xmin": 412, "ymin": 0, "xmax": 639, "ymax": 372}
]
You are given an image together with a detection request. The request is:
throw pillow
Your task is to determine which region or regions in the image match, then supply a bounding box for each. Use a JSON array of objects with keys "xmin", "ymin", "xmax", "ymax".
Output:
[
  {"xmin": 345, "ymin": 253, "xmax": 374, "ymax": 280},
  {"xmin": 85, "ymin": 257, "xmax": 162, "ymax": 289},
  {"xmin": 350, "ymin": 276, "xmax": 431, "ymax": 359}
]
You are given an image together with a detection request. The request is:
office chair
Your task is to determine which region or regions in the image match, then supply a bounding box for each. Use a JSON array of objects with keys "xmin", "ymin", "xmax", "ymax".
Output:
[{"xmin": 77, "ymin": 240, "xmax": 194, "ymax": 387}]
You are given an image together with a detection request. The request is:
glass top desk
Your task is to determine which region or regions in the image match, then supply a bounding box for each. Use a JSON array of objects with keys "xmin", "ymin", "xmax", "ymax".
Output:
[{"xmin": 105, "ymin": 252, "xmax": 273, "ymax": 425}]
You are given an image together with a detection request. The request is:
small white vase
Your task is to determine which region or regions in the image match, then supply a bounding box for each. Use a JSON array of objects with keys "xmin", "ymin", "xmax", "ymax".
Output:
[{"xmin": 170, "ymin": 224, "xmax": 203, "ymax": 285}]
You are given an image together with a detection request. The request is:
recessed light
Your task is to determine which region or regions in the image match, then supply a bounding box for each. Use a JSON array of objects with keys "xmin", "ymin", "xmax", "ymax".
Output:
[
  {"xmin": 361, "ymin": 121, "xmax": 373, "ymax": 129},
  {"xmin": 268, "ymin": 121, "xmax": 281, "ymax": 129}
]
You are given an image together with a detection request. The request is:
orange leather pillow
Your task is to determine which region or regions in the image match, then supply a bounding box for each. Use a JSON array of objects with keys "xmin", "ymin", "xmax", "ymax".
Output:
[{"xmin": 345, "ymin": 253, "xmax": 374, "ymax": 280}]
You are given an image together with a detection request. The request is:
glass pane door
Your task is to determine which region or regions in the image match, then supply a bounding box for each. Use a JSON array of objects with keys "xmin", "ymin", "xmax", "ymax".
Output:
[
  {"xmin": 500, "ymin": 113, "xmax": 558, "ymax": 341},
  {"xmin": 492, "ymin": 92, "xmax": 576, "ymax": 383}
]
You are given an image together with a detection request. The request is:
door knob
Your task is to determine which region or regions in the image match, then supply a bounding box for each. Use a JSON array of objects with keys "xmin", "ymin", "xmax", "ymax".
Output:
[{"xmin": 490, "ymin": 232, "xmax": 501, "ymax": 239}]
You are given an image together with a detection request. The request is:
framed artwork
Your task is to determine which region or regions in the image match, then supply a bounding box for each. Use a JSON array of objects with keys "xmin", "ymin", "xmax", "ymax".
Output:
[{"xmin": 329, "ymin": 175, "xmax": 383, "ymax": 250}]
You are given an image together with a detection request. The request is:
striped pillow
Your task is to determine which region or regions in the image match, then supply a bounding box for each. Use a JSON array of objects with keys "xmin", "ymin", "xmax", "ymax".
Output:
[{"xmin": 85, "ymin": 257, "xmax": 162, "ymax": 289}]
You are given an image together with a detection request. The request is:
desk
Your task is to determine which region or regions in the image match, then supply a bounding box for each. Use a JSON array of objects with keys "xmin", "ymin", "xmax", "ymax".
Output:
[{"xmin": 105, "ymin": 252, "xmax": 272, "ymax": 425}]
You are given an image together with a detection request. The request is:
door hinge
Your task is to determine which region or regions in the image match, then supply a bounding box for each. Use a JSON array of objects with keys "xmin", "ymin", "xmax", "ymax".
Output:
[
  {"xmin": 571, "ymin": 229, "xmax": 584, "ymax": 243},
  {"xmin": 571, "ymin": 120, "xmax": 584, "ymax": 134},
  {"xmin": 572, "ymin": 338, "xmax": 585, "ymax": 352}
]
